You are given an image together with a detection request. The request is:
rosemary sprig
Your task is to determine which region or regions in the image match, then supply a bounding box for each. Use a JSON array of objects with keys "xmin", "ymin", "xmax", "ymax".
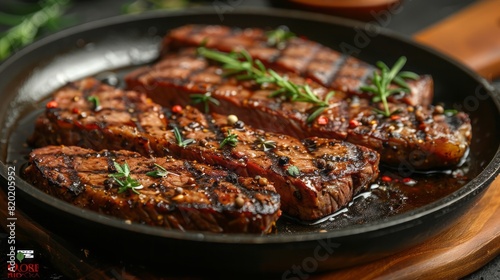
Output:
[
  {"xmin": 108, "ymin": 161, "xmax": 143, "ymax": 194},
  {"xmin": 255, "ymin": 137, "xmax": 277, "ymax": 152},
  {"xmin": 0, "ymin": 0, "xmax": 71, "ymax": 61},
  {"xmin": 265, "ymin": 26, "xmax": 295, "ymax": 48},
  {"xmin": 360, "ymin": 56, "xmax": 419, "ymax": 117},
  {"xmin": 190, "ymin": 92, "xmax": 220, "ymax": 113},
  {"xmin": 305, "ymin": 91, "xmax": 336, "ymax": 123},
  {"xmin": 219, "ymin": 130, "xmax": 238, "ymax": 148},
  {"xmin": 197, "ymin": 47, "xmax": 334, "ymax": 123},
  {"xmin": 173, "ymin": 127, "xmax": 195, "ymax": 147}
]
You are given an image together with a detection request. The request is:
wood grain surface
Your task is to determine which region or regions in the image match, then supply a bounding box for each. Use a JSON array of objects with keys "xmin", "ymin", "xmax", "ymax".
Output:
[{"xmin": 414, "ymin": 0, "xmax": 500, "ymax": 79}]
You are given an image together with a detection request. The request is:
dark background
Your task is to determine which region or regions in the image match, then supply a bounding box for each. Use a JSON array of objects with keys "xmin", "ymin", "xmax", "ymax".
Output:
[{"xmin": 1, "ymin": 0, "xmax": 499, "ymax": 279}]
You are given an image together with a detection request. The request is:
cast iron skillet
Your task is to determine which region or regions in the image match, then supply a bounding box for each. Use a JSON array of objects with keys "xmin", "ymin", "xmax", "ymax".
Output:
[{"xmin": 0, "ymin": 8, "xmax": 499, "ymax": 274}]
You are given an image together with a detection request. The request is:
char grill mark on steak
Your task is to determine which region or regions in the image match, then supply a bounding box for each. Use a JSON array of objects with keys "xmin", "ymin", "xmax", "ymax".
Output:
[
  {"xmin": 29, "ymin": 78, "xmax": 380, "ymax": 220},
  {"xmin": 33, "ymin": 78, "xmax": 162, "ymax": 155},
  {"xmin": 160, "ymin": 24, "xmax": 434, "ymax": 107},
  {"xmin": 161, "ymin": 109, "xmax": 379, "ymax": 220},
  {"xmin": 61, "ymin": 151, "xmax": 84, "ymax": 195},
  {"xmin": 307, "ymin": 51, "xmax": 350, "ymax": 91},
  {"xmin": 125, "ymin": 52, "xmax": 471, "ymax": 170},
  {"xmin": 23, "ymin": 145, "xmax": 281, "ymax": 233}
]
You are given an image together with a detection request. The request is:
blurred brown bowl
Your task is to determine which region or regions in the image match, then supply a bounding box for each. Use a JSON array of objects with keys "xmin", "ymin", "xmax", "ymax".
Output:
[{"xmin": 270, "ymin": 0, "xmax": 402, "ymax": 21}]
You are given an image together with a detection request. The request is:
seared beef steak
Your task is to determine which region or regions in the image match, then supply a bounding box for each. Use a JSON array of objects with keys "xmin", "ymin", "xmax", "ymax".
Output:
[
  {"xmin": 160, "ymin": 24, "xmax": 434, "ymax": 107},
  {"xmin": 23, "ymin": 145, "xmax": 281, "ymax": 233},
  {"xmin": 125, "ymin": 51, "xmax": 471, "ymax": 170},
  {"xmin": 29, "ymin": 78, "xmax": 380, "ymax": 220}
]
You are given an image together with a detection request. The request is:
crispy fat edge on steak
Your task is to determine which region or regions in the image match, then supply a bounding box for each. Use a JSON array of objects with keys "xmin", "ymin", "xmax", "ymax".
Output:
[
  {"xmin": 29, "ymin": 78, "xmax": 380, "ymax": 220},
  {"xmin": 124, "ymin": 51, "xmax": 471, "ymax": 170},
  {"xmin": 160, "ymin": 24, "xmax": 434, "ymax": 107},
  {"xmin": 23, "ymin": 145, "xmax": 281, "ymax": 233}
]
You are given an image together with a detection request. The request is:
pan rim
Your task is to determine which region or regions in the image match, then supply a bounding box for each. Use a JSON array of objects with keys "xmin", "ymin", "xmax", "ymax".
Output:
[{"xmin": 1, "ymin": 7, "xmax": 499, "ymax": 244}]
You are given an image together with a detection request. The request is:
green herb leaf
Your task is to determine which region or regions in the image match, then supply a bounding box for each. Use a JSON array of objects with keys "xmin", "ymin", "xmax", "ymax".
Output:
[
  {"xmin": 306, "ymin": 106, "xmax": 327, "ymax": 123},
  {"xmin": 173, "ymin": 127, "xmax": 195, "ymax": 147},
  {"xmin": 255, "ymin": 137, "xmax": 277, "ymax": 152},
  {"xmin": 190, "ymin": 92, "xmax": 220, "ymax": 113},
  {"xmin": 146, "ymin": 163, "xmax": 170, "ymax": 178},
  {"xmin": 220, "ymin": 130, "xmax": 238, "ymax": 148},
  {"xmin": 198, "ymin": 47, "xmax": 332, "ymax": 123},
  {"xmin": 87, "ymin": 95, "xmax": 101, "ymax": 111},
  {"xmin": 398, "ymin": 71, "xmax": 420, "ymax": 80},
  {"xmin": 0, "ymin": 12, "xmax": 24, "ymax": 26},
  {"xmin": 265, "ymin": 26, "xmax": 295, "ymax": 48},
  {"xmin": 287, "ymin": 165, "xmax": 300, "ymax": 177},
  {"xmin": 306, "ymin": 91, "xmax": 335, "ymax": 123},
  {"xmin": 108, "ymin": 161, "xmax": 143, "ymax": 194},
  {"xmin": 360, "ymin": 56, "xmax": 419, "ymax": 117}
]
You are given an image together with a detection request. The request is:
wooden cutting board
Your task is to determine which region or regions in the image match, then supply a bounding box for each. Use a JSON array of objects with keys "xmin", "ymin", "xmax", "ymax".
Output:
[{"xmin": 414, "ymin": 0, "xmax": 500, "ymax": 80}]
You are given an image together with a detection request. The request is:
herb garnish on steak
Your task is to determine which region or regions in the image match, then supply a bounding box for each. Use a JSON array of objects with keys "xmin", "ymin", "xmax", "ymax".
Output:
[
  {"xmin": 23, "ymin": 145, "xmax": 281, "ymax": 233},
  {"xmin": 160, "ymin": 24, "xmax": 434, "ymax": 107},
  {"xmin": 29, "ymin": 78, "xmax": 380, "ymax": 220},
  {"xmin": 125, "ymin": 50, "xmax": 471, "ymax": 169}
]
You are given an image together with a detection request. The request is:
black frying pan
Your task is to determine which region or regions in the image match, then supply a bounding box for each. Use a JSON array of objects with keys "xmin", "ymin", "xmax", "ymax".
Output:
[{"xmin": 0, "ymin": 8, "xmax": 499, "ymax": 275}]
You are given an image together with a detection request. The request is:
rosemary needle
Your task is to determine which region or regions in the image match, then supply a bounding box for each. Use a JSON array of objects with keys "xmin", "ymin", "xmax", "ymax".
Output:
[
  {"xmin": 219, "ymin": 130, "xmax": 238, "ymax": 148},
  {"xmin": 360, "ymin": 56, "xmax": 419, "ymax": 117},
  {"xmin": 108, "ymin": 161, "xmax": 143, "ymax": 194},
  {"xmin": 198, "ymin": 47, "xmax": 334, "ymax": 123}
]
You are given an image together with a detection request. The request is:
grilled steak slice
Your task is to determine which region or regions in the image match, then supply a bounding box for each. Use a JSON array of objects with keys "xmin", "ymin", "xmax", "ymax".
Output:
[
  {"xmin": 23, "ymin": 145, "xmax": 281, "ymax": 233},
  {"xmin": 160, "ymin": 24, "xmax": 434, "ymax": 106},
  {"xmin": 125, "ymin": 51, "xmax": 471, "ymax": 170},
  {"xmin": 29, "ymin": 78, "xmax": 380, "ymax": 220}
]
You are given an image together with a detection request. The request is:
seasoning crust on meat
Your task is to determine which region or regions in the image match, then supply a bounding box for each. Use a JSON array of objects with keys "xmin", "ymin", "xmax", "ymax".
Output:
[
  {"xmin": 126, "ymin": 49, "xmax": 471, "ymax": 170},
  {"xmin": 24, "ymin": 145, "xmax": 281, "ymax": 233},
  {"xmin": 28, "ymin": 78, "xmax": 379, "ymax": 221},
  {"xmin": 161, "ymin": 24, "xmax": 434, "ymax": 107},
  {"xmin": 23, "ymin": 24, "xmax": 473, "ymax": 233}
]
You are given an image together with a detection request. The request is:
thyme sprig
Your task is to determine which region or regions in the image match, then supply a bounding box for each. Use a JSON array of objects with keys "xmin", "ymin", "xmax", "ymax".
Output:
[
  {"xmin": 360, "ymin": 56, "xmax": 419, "ymax": 117},
  {"xmin": 190, "ymin": 92, "xmax": 220, "ymax": 113},
  {"xmin": 197, "ymin": 47, "xmax": 334, "ymax": 123},
  {"xmin": 444, "ymin": 109, "xmax": 458, "ymax": 116},
  {"xmin": 108, "ymin": 161, "xmax": 143, "ymax": 194},
  {"xmin": 219, "ymin": 130, "xmax": 238, "ymax": 148},
  {"xmin": 0, "ymin": 0, "xmax": 71, "ymax": 61},
  {"xmin": 173, "ymin": 127, "xmax": 195, "ymax": 147}
]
